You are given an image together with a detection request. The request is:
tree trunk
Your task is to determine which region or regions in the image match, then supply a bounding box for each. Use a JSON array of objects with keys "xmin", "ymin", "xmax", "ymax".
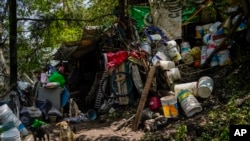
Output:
[{"xmin": 9, "ymin": 0, "xmax": 17, "ymax": 86}]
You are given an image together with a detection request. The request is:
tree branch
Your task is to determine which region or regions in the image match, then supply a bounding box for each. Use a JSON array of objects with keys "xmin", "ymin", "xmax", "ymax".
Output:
[{"xmin": 17, "ymin": 13, "xmax": 114, "ymax": 22}]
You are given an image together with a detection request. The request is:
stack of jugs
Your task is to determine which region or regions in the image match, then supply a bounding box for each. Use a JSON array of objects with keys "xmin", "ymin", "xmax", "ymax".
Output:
[
  {"xmin": 0, "ymin": 104, "xmax": 28, "ymax": 137},
  {"xmin": 165, "ymin": 40, "xmax": 182, "ymax": 62},
  {"xmin": 157, "ymin": 60, "xmax": 175, "ymax": 71},
  {"xmin": 164, "ymin": 67, "xmax": 181, "ymax": 84},
  {"xmin": 0, "ymin": 127, "xmax": 21, "ymax": 141},
  {"xmin": 180, "ymin": 41, "xmax": 194, "ymax": 65},
  {"xmin": 157, "ymin": 60, "xmax": 180, "ymax": 84},
  {"xmin": 152, "ymin": 45, "xmax": 171, "ymax": 65}
]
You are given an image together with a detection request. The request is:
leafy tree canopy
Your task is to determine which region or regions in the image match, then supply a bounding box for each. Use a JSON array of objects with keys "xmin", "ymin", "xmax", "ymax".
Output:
[{"xmin": 0, "ymin": 0, "xmax": 118, "ymax": 74}]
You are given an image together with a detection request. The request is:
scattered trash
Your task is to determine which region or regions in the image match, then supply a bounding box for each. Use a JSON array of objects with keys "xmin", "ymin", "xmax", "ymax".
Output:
[
  {"xmin": 0, "ymin": 127, "xmax": 21, "ymax": 141},
  {"xmin": 197, "ymin": 76, "xmax": 214, "ymax": 98},
  {"xmin": 148, "ymin": 96, "xmax": 161, "ymax": 111},
  {"xmin": 174, "ymin": 82, "xmax": 198, "ymax": 97},
  {"xmin": 160, "ymin": 95, "xmax": 179, "ymax": 118},
  {"xmin": 0, "ymin": 104, "xmax": 28, "ymax": 137},
  {"xmin": 177, "ymin": 90, "xmax": 202, "ymax": 117}
]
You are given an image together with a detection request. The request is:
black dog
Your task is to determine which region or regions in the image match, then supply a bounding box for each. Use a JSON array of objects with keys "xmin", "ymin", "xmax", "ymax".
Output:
[{"xmin": 30, "ymin": 124, "xmax": 50, "ymax": 141}]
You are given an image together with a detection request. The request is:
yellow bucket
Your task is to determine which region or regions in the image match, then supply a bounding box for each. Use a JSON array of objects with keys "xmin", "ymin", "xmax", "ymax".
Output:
[{"xmin": 160, "ymin": 95, "xmax": 179, "ymax": 118}]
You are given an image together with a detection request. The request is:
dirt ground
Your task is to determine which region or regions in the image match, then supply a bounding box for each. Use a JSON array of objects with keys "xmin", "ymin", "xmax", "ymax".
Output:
[{"xmin": 23, "ymin": 119, "xmax": 145, "ymax": 141}]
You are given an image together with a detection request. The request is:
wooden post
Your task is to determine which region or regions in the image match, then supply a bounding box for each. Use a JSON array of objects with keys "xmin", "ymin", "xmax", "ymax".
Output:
[
  {"xmin": 132, "ymin": 66, "xmax": 156, "ymax": 131},
  {"xmin": 9, "ymin": 0, "xmax": 17, "ymax": 86}
]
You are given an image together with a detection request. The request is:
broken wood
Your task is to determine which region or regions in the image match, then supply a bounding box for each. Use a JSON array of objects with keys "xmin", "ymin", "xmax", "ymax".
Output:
[
  {"xmin": 112, "ymin": 114, "xmax": 135, "ymax": 131},
  {"xmin": 132, "ymin": 66, "xmax": 156, "ymax": 131},
  {"xmin": 235, "ymin": 94, "xmax": 250, "ymax": 106}
]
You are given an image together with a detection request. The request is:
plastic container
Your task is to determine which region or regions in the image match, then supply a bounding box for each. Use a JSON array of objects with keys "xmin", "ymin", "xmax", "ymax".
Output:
[
  {"xmin": 207, "ymin": 40, "xmax": 216, "ymax": 57},
  {"xmin": 27, "ymin": 106, "xmax": 42, "ymax": 118},
  {"xmin": 158, "ymin": 60, "xmax": 175, "ymax": 70},
  {"xmin": 165, "ymin": 40, "xmax": 182, "ymax": 62},
  {"xmin": 209, "ymin": 22, "xmax": 222, "ymax": 34},
  {"xmin": 200, "ymin": 45, "xmax": 207, "ymax": 65},
  {"xmin": 177, "ymin": 90, "xmax": 202, "ymax": 117},
  {"xmin": 147, "ymin": 34, "xmax": 162, "ymax": 43},
  {"xmin": 181, "ymin": 52, "xmax": 194, "ymax": 65},
  {"xmin": 165, "ymin": 67, "xmax": 181, "ymax": 84},
  {"xmin": 174, "ymin": 81, "xmax": 198, "ymax": 97},
  {"xmin": 210, "ymin": 56, "xmax": 219, "ymax": 67},
  {"xmin": 190, "ymin": 46, "xmax": 201, "ymax": 61},
  {"xmin": 195, "ymin": 26, "xmax": 204, "ymax": 38},
  {"xmin": 0, "ymin": 121, "xmax": 15, "ymax": 134},
  {"xmin": 207, "ymin": 40, "xmax": 218, "ymax": 67},
  {"xmin": 140, "ymin": 41, "xmax": 152, "ymax": 54},
  {"xmin": 197, "ymin": 76, "xmax": 214, "ymax": 98},
  {"xmin": 203, "ymin": 34, "xmax": 212, "ymax": 44},
  {"xmin": 0, "ymin": 127, "xmax": 21, "ymax": 141},
  {"xmin": 152, "ymin": 46, "xmax": 171, "ymax": 65},
  {"xmin": 180, "ymin": 42, "xmax": 191, "ymax": 53},
  {"xmin": 160, "ymin": 95, "xmax": 179, "ymax": 118},
  {"xmin": 0, "ymin": 104, "xmax": 28, "ymax": 137},
  {"xmin": 202, "ymin": 23, "xmax": 213, "ymax": 34},
  {"xmin": 217, "ymin": 49, "xmax": 231, "ymax": 66}
]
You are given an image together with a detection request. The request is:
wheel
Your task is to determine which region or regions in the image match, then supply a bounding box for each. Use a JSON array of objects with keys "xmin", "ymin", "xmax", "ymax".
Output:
[{"xmin": 111, "ymin": 72, "xmax": 133, "ymax": 97}]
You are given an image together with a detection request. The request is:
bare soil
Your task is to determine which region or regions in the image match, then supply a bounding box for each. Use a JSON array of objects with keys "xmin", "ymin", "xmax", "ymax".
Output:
[{"xmin": 23, "ymin": 119, "xmax": 145, "ymax": 141}]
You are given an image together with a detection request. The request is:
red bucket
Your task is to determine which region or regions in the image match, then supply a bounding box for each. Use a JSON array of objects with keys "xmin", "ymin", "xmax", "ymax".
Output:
[{"xmin": 148, "ymin": 96, "xmax": 161, "ymax": 110}]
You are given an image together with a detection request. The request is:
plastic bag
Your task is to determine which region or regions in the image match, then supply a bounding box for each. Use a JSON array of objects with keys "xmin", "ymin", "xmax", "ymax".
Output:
[
  {"xmin": 103, "ymin": 51, "xmax": 128, "ymax": 71},
  {"xmin": 129, "ymin": 6, "xmax": 152, "ymax": 31},
  {"xmin": 48, "ymin": 71, "xmax": 66, "ymax": 87}
]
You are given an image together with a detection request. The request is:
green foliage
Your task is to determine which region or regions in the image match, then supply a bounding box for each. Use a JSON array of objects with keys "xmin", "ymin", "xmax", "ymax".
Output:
[
  {"xmin": 175, "ymin": 124, "xmax": 187, "ymax": 141},
  {"xmin": 0, "ymin": 0, "xmax": 119, "ymax": 74}
]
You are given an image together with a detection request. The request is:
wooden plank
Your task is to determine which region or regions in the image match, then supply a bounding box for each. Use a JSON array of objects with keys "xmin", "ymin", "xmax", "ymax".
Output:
[{"xmin": 132, "ymin": 66, "xmax": 156, "ymax": 131}]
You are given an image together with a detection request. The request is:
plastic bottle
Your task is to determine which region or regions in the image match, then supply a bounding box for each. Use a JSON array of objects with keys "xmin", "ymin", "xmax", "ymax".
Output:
[
  {"xmin": 207, "ymin": 39, "xmax": 218, "ymax": 67},
  {"xmin": 206, "ymin": 40, "xmax": 216, "ymax": 57},
  {"xmin": 0, "ymin": 121, "xmax": 15, "ymax": 134},
  {"xmin": 200, "ymin": 45, "xmax": 207, "ymax": 65},
  {"xmin": 195, "ymin": 26, "xmax": 204, "ymax": 38}
]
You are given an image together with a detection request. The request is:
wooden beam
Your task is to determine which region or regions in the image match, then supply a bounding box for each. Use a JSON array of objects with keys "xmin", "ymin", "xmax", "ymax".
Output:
[{"xmin": 132, "ymin": 66, "xmax": 156, "ymax": 131}]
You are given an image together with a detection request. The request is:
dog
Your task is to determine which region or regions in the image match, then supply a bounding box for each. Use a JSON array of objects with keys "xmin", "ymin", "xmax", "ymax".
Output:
[
  {"xmin": 69, "ymin": 98, "xmax": 81, "ymax": 117},
  {"xmin": 30, "ymin": 124, "xmax": 50, "ymax": 141},
  {"xmin": 56, "ymin": 120, "xmax": 76, "ymax": 141}
]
